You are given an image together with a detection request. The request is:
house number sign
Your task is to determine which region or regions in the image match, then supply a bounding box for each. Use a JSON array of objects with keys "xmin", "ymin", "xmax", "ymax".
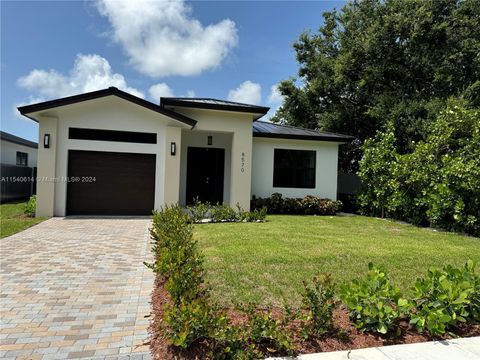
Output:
[{"xmin": 241, "ymin": 152, "xmax": 245, "ymax": 173}]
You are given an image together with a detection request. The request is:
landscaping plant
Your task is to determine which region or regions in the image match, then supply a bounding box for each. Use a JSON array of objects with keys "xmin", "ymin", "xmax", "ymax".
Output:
[
  {"xmin": 340, "ymin": 263, "xmax": 410, "ymax": 335},
  {"xmin": 251, "ymin": 193, "xmax": 342, "ymax": 215},
  {"xmin": 300, "ymin": 274, "xmax": 336, "ymax": 338},
  {"xmin": 23, "ymin": 195, "xmax": 36, "ymax": 217},
  {"xmin": 410, "ymin": 260, "xmax": 479, "ymax": 336}
]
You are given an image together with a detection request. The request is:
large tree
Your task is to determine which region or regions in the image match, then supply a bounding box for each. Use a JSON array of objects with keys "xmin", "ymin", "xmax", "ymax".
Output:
[{"xmin": 273, "ymin": 0, "xmax": 480, "ymax": 171}]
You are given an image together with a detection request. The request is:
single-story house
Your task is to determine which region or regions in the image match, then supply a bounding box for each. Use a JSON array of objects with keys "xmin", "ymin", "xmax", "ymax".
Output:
[
  {"xmin": 18, "ymin": 87, "xmax": 352, "ymax": 217},
  {"xmin": 1, "ymin": 131, "xmax": 38, "ymax": 167}
]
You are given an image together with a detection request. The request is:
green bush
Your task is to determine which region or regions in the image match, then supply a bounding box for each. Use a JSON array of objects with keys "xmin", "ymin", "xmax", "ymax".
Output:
[
  {"xmin": 24, "ymin": 195, "xmax": 36, "ymax": 217},
  {"xmin": 300, "ymin": 274, "xmax": 336, "ymax": 338},
  {"xmin": 186, "ymin": 201, "xmax": 267, "ymax": 223},
  {"xmin": 187, "ymin": 198, "xmax": 211, "ymax": 223},
  {"xmin": 211, "ymin": 203, "xmax": 239, "ymax": 222},
  {"xmin": 251, "ymin": 193, "xmax": 342, "ymax": 215},
  {"xmin": 340, "ymin": 263, "xmax": 410, "ymax": 334},
  {"xmin": 410, "ymin": 260, "xmax": 479, "ymax": 336},
  {"xmin": 358, "ymin": 101, "xmax": 480, "ymax": 236}
]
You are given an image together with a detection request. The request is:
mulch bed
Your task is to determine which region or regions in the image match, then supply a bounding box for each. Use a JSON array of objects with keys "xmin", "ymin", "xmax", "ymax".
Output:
[{"xmin": 148, "ymin": 277, "xmax": 480, "ymax": 359}]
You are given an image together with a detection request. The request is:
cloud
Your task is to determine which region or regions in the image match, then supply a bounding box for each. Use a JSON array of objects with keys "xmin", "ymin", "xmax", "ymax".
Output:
[
  {"xmin": 268, "ymin": 83, "xmax": 284, "ymax": 104},
  {"xmin": 227, "ymin": 81, "xmax": 262, "ymax": 105},
  {"xmin": 95, "ymin": 0, "xmax": 238, "ymax": 78},
  {"xmin": 149, "ymin": 83, "xmax": 174, "ymax": 100},
  {"xmin": 186, "ymin": 90, "xmax": 196, "ymax": 98},
  {"xmin": 13, "ymin": 96, "xmax": 46, "ymax": 120},
  {"xmin": 17, "ymin": 54, "xmax": 144, "ymax": 99}
]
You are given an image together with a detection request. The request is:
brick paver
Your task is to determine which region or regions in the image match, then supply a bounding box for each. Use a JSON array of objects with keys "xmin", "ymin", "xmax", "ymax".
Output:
[{"xmin": 1, "ymin": 217, "xmax": 154, "ymax": 359}]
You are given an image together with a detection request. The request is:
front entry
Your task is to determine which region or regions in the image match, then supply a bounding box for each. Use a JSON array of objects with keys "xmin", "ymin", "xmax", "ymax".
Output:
[{"xmin": 186, "ymin": 147, "xmax": 225, "ymax": 205}]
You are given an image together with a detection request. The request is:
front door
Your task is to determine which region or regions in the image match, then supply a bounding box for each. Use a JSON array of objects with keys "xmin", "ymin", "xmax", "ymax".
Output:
[{"xmin": 186, "ymin": 147, "xmax": 225, "ymax": 205}]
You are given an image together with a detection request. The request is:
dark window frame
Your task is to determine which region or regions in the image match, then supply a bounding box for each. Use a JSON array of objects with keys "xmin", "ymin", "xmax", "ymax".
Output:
[
  {"xmin": 273, "ymin": 149, "xmax": 316, "ymax": 189},
  {"xmin": 69, "ymin": 128, "xmax": 157, "ymax": 144},
  {"xmin": 16, "ymin": 151, "xmax": 28, "ymax": 166}
]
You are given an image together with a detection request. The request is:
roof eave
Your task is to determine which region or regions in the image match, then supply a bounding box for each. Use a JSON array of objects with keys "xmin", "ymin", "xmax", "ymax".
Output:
[{"xmin": 17, "ymin": 87, "xmax": 198, "ymax": 128}]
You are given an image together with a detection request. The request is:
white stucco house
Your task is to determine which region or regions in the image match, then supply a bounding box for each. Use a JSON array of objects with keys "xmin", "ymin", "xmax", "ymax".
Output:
[
  {"xmin": 1, "ymin": 131, "xmax": 38, "ymax": 167},
  {"xmin": 18, "ymin": 87, "xmax": 352, "ymax": 217}
]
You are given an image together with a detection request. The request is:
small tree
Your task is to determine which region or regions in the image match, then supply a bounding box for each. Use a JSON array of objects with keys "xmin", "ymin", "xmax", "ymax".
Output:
[{"xmin": 358, "ymin": 123, "xmax": 398, "ymax": 218}]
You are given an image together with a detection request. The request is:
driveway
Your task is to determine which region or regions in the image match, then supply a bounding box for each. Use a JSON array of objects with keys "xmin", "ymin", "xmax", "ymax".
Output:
[{"xmin": 1, "ymin": 217, "xmax": 154, "ymax": 359}]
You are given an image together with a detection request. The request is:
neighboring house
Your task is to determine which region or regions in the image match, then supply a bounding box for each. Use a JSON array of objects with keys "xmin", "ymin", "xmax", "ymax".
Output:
[
  {"xmin": 0, "ymin": 131, "xmax": 38, "ymax": 167},
  {"xmin": 18, "ymin": 87, "xmax": 352, "ymax": 217}
]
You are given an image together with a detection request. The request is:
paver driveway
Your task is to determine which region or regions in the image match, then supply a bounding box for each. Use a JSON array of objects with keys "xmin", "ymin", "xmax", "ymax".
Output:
[{"xmin": 1, "ymin": 217, "xmax": 154, "ymax": 359}]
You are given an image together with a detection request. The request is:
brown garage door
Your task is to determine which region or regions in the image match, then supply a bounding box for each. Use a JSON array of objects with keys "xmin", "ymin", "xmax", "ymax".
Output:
[{"xmin": 67, "ymin": 150, "xmax": 156, "ymax": 215}]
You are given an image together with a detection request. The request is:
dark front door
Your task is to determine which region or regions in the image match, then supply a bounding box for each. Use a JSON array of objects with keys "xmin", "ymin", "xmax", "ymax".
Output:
[
  {"xmin": 67, "ymin": 150, "xmax": 156, "ymax": 215},
  {"xmin": 186, "ymin": 147, "xmax": 225, "ymax": 205}
]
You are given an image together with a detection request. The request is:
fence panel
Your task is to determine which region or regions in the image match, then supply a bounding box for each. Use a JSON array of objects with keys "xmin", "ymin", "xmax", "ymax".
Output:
[{"xmin": 0, "ymin": 164, "xmax": 36, "ymax": 203}]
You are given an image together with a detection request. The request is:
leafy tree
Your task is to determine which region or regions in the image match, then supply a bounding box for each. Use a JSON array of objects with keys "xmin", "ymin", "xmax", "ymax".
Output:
[
  {"xmin": 273, "ymin": 0, "xmax": 480, "ymax": 171},
  {"xmin": 359, "ymin": 100, "xmax": 480, "ymax": 236}
]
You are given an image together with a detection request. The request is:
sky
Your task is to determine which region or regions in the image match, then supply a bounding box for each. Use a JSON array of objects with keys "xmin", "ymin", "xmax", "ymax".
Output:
[{"xmin": 1, "ymin": 0, "xmax": 345, "ymax": 142}]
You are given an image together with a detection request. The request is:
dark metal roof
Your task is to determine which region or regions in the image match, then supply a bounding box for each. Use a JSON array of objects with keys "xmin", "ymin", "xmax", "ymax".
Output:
[
  {"xmin": 160, "ymin": 97, "xmax": 270, "ymax": 119},
  {"xmin": 0, "ymin": 131, "xmax": 38, "ymax": 148},
  {"xmin": 17, "ymin": 87, "xmax": 197, "ymax": 128},
  {"xmin": 252, "ymin": 121, "xmax": 354, "ymax": 142}
]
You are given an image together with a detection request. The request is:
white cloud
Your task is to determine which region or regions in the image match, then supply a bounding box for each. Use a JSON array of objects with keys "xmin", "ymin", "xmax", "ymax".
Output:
[
  {"xmin": 17, "ymin": 54, "xmax": 144, "ymax": 99},
  {"xmin": 148, "ymin": 83, "xmax": 173, "ymax": 100},
  {"xmin": 185, "ymin": 90, "xmax": 196, "ymax": 98},
  {"xmin": 227, "ymin": 81, "xmax": 262, "ymax": 105},
  {"xmin": 268, "ymin": 83, "xmax": 284, "ymax": 104},
  {"xmin": 13, "ymin": 96, "xmax": 46, "ymax": 120},
  {"xmin": 95, "ymin": 0, "xmax": 238, "ymax": 78}
]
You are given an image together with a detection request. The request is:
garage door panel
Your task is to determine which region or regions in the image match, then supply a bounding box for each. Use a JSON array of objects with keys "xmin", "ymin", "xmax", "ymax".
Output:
[{"xmin": 67, "ymin": 150, "xmax": 155, "ymax": 215}]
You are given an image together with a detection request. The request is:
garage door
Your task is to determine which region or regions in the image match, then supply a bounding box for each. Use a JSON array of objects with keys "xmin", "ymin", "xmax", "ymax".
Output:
[{"xmin": 67, "ymin": 150, "xmax": 156, "ymax": 215}]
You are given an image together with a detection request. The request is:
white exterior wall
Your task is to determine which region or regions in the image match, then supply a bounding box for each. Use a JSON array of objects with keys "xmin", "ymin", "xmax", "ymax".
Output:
[
  {"xmin": 251, "ymin": 137, "xmax": 340, "ymax": 200},
  {"xmin": 34, "ymin": 96, "xmax": 186, "ymax": 216},
  {"xmin": 0, "ymin": 141, "xmax": 38, "ymax": 167}
]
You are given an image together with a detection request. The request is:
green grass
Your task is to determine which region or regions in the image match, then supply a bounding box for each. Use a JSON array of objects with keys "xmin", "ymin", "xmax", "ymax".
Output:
[
  {"xmin": 195, "ymin": 215, "xmax": 480, "ymax": 306},
  {"xmin": 0, "ymin": 201, "xmax": 46, "ymax": 238}
]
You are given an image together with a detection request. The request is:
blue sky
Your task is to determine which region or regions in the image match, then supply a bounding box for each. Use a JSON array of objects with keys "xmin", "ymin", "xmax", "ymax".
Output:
[{"xmin": 1, "ymin": 0, "xmax": 345, "ymax": 142}]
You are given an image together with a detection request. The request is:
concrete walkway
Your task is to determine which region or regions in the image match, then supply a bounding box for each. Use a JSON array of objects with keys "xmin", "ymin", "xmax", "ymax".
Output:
[
  {"xmin": 1, "ymin": 217, "xmax": 154, "ymax": 359},
  {"xmin": 268, "ymin": 336, "xmax": 480, "ymax": 360}
]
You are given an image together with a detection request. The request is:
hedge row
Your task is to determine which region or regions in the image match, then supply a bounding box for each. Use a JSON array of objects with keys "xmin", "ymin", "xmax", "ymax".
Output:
[{"xmin": 251, "ymin": 193, "xmax": 342, "ymax": 215}]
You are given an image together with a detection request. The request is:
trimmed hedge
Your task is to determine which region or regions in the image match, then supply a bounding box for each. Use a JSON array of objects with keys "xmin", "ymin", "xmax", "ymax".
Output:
[{"xmin": 251, "ymin": 193, "xmax": 342, "ymax": 215}]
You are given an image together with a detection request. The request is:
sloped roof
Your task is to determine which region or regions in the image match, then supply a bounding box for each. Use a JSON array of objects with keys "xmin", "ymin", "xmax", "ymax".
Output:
[
  {"xmin": 0, "ymin": 131, "xmax": 38, "ymax": 148},
  {"xmin": 17, "ymin": 87, "xmax": 197, "ymax": 127},
  {"xmin": 253, "ymin": 121, "xmax": 354, "ymax": 142},
  {"xmin": 160, "ymin": 97, "xmax": 270, "ymax": 119}
]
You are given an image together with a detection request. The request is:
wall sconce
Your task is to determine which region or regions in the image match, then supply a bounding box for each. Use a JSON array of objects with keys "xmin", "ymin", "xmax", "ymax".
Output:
[
  {"xmin": 170, "ymin": 142, "xmax": 176, "ymax": 156},
  {"xmin": 207, "ymin": 135, "xmax": 212, "ymax": 146},
  {"xmin": 43, "ymin": 134, "xmax": 50, "ymax": 148}
]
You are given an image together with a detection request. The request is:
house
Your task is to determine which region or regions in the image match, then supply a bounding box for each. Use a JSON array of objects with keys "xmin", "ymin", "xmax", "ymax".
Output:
[
  {"xmin": 1, "ymin": 131, "xmax": 38, "ymax": 167},
  {"xmin": 0, "ymin": 131, "xmax": 38, "ymax": 203},
  {"xmin": 18, "ymin": 87, "xmax": 352, "ymax": 217}
]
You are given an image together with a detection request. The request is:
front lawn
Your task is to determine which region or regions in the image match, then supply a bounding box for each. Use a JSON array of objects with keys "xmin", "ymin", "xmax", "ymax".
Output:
[
  {"xmin": 0, "ymin": 201, "xmax": 46, "ymax": 238},
  {"xmin": 195, "ymin": 215, "xmax": 480, "ymax": 306}
]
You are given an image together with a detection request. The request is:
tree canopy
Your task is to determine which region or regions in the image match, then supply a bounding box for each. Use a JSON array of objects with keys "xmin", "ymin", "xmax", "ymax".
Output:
[{"xmin": 273, "ymin": 0, "xmax": 480, "ymax": 170}]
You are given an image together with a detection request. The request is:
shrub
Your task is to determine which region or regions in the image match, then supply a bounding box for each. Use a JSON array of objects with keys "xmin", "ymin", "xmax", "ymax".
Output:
[
  {"xmin": 24, "ymin": 195, "xmax": 36, "ymax": 217},
  {"xmin": 410, "ymin": 260, "xmax": 479, "ymax": 336},
  {"xmin": 300, "ymin": 274, "xmax": 336, "ymax": 338},
  {"xmin": 251, "ymin": 193, "xmax": 342, "ymax": 215},
  {"xmin": 340, "ymin": 263, "xmax": 410, "ymax": 334},
  {"xmin": 187, "ymin": 198, "xmax": 211, "ymax": 222},
  {"xmin": 210, "ymin": 203, "xmax": 239, "ymax": 222}
]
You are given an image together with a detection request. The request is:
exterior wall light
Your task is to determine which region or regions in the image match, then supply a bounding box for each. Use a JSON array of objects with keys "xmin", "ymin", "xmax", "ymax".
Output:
[
  {"xmin": 44, "ymin": 134, "xmax": 50, "ymax": 148},
  {"xmin": 170, "ymin": 142, "xmax": 176, "ymax": 156},
  {"xmin": 207, "ymin": 135, "xmax": 212, "ymax": 146}
]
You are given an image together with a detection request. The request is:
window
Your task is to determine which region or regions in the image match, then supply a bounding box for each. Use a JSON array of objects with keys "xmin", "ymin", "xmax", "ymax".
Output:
[
  {"xmin": 16, "ymin": 151, "xmax": 28, "ymax": 166},
  {"xmin": 273, "ymin": 149, "xmax": 316, "ymax": 188},
  {"xmin": 69, "ymin": 128, "xmax": 157, "ymax": 144}
]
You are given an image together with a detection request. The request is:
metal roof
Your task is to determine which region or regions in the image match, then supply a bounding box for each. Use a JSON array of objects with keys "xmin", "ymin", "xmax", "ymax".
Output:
[
  {"xmin": 160, "ymin": 97, "xmax": 270, "ymax": 119},
  {"xmin": 252, "ymin": 121, "xmax": 354, "ymax": 142},
  {"xmin": 0, "ymin": 131, "xmax": 38, "ymax": 148}
]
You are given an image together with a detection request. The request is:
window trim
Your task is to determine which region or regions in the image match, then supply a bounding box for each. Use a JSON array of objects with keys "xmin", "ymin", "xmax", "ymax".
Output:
[{"xmin": 272, "ymin": 148, "xmax": 316, "ymax": 189}]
